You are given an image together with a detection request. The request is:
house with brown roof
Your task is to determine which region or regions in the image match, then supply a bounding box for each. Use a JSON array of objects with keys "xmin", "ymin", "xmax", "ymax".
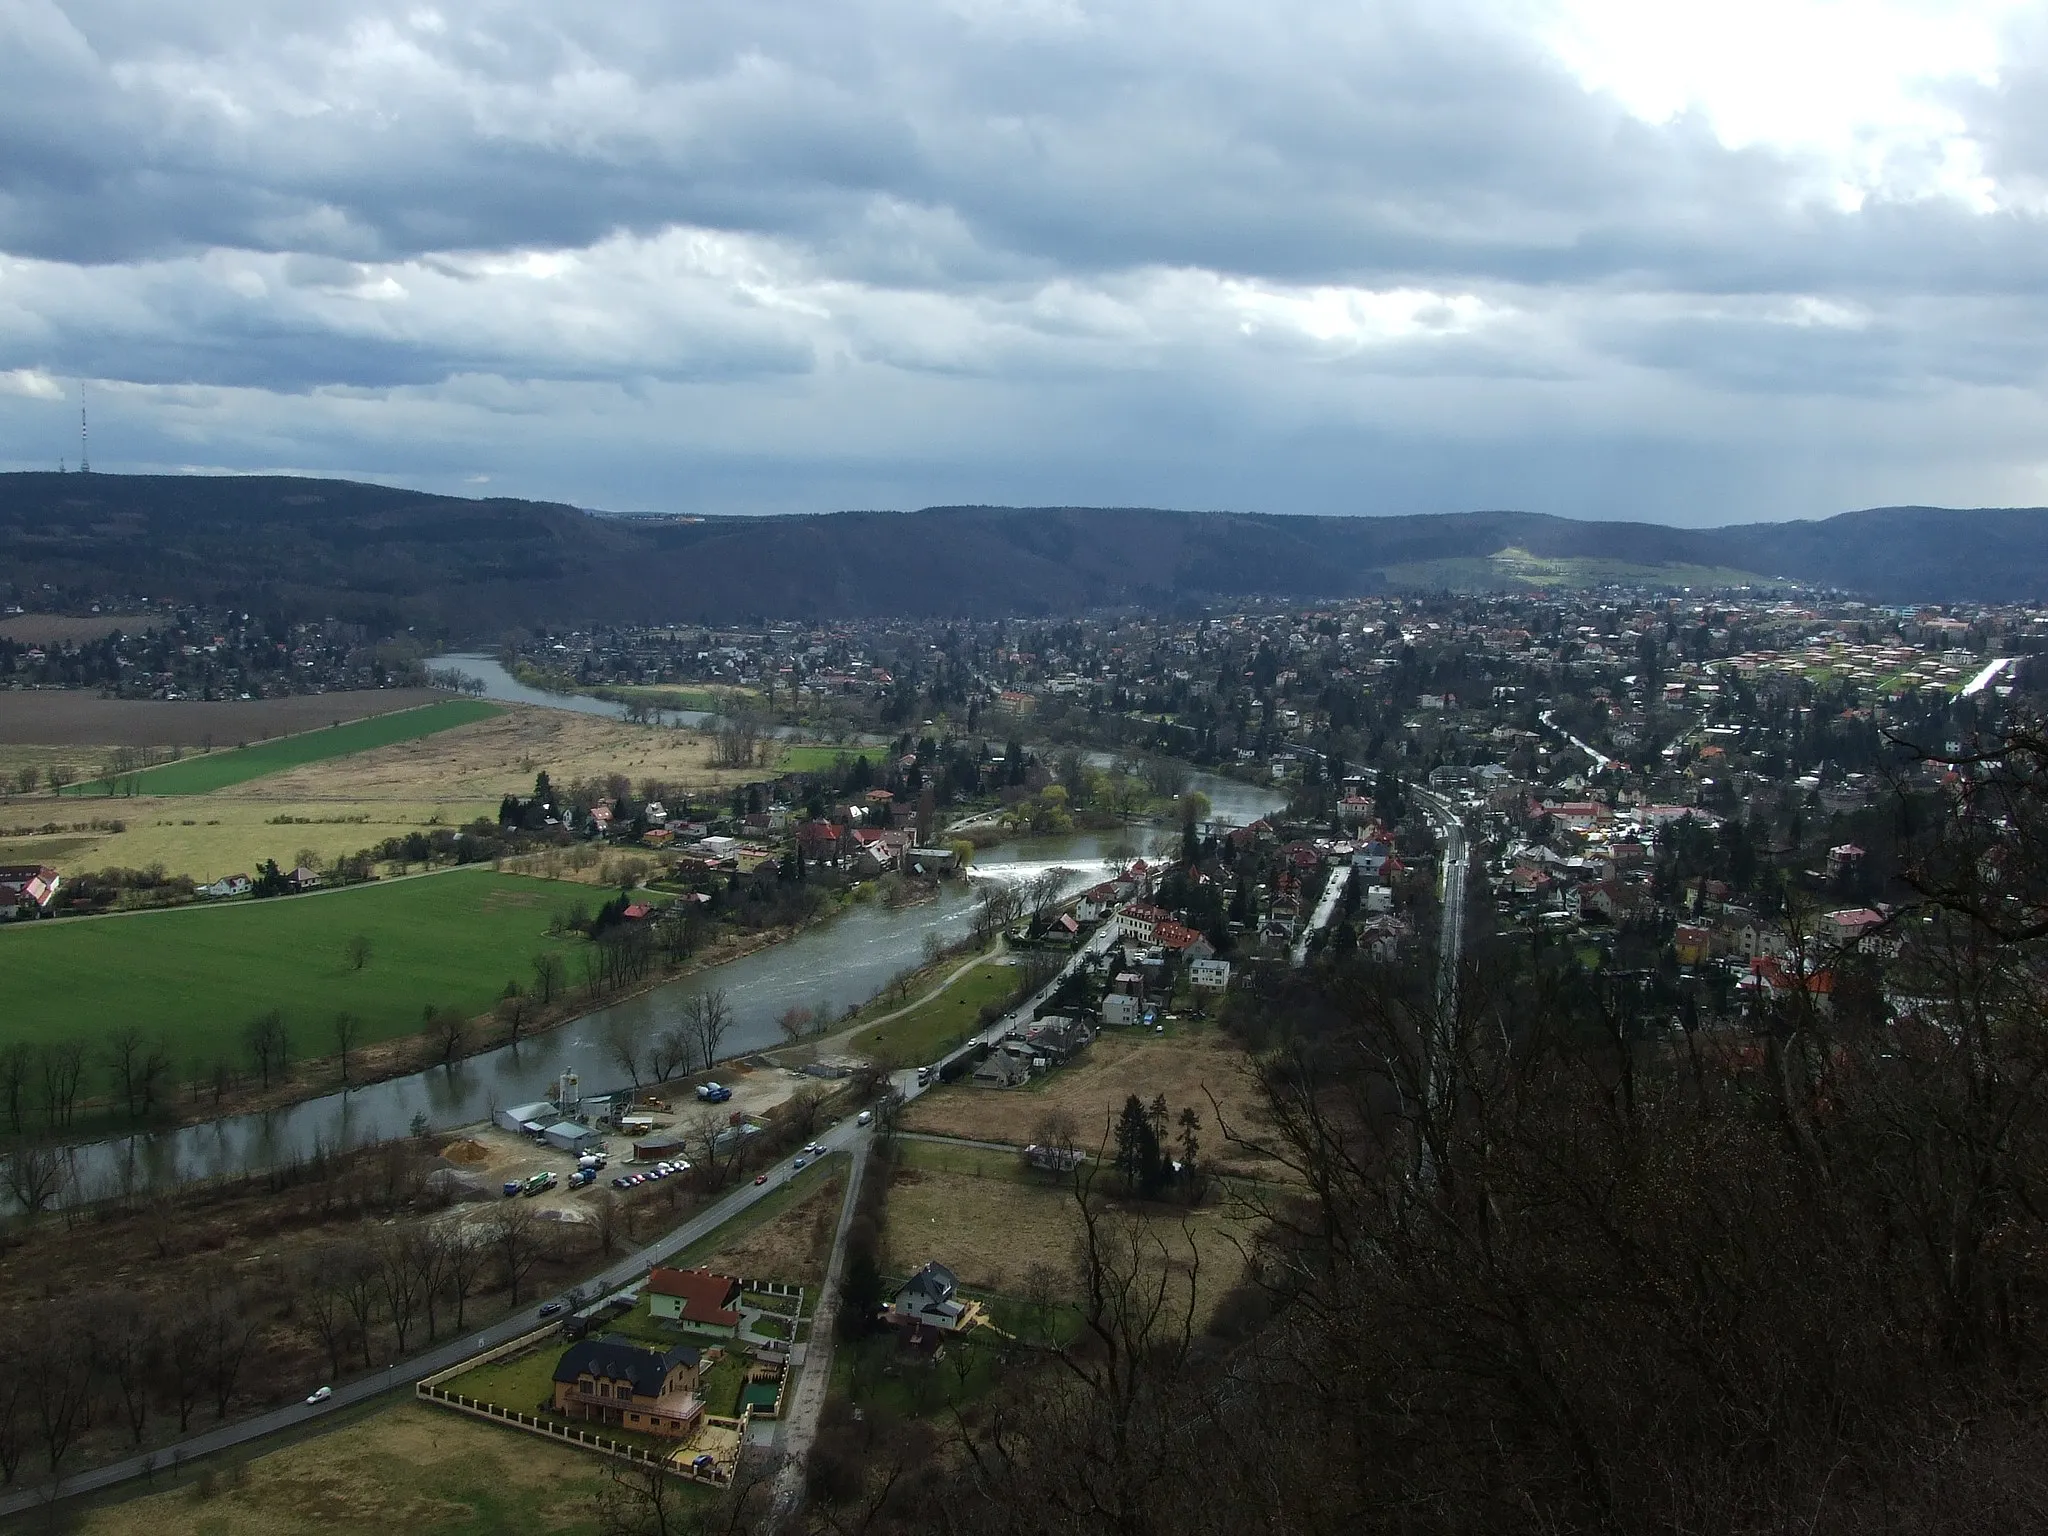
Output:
[{"xmin": 646, "ymin": 1267, "xmax": 743, "ymax": 1335}]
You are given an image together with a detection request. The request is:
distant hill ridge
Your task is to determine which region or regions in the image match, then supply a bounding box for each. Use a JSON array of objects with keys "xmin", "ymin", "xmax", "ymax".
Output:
[{"xmin": 1, "ymin": 472, "xmax": 2042, "ymax": 633}]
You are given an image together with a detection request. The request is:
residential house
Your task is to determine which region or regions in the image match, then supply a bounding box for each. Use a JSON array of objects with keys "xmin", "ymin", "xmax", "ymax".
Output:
[
  {"xmin": 1674, "ymin": 924, "xmax": 1713, "ymax": 967},
  {"xmin": 199, "ymin": 873, "xmax": 252, "ymax": 899},
  {"xmin": 971, "ymin": 1045, "xmax": 1033, "ymax": 1087},
  {"xmin": 1100, "ymin": 991, "xmax": 1144, "ymax": 1027},
  {"xmin": 646, "ymin": 1267, "xmax": 743, "ymax": 1335},
  {"xmin": 0, "ymin": 864, "xmax": 60, "ymax": 915},
  {"xmin": 888, "ymin": 1261, "xmax": 970, "ymax": 1332},
  {"xmin": 1075, "ymin": 883, "xmax": 1119, "ymax": 923},
  {"xmin": 1188, "ymin": 957, "xmax": 1232, "ymax": 990},
  {"xmin": 1826, "ymin": 843, "xmax": 1866, "ymax": 880},
  {"xmin": 550, "ymin": 1337, "xmax": 703, "ymax": 1438},
  {"xmin": 1152, "ymin": 920, "xmax": 1212, "ymax": 960},
  {"xmin": 1115, "ymin": 902, "xmax": 1169, "ymax": 943}
]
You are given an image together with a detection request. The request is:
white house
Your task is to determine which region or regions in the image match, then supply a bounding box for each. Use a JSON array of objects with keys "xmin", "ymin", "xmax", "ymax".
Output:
[{"xmin": 1188, "ymin": 958, "xmax": 1232, "ymax": 991}]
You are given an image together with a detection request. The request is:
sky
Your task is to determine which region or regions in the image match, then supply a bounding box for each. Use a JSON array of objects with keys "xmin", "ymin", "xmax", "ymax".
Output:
[{"xmin": 2, "ymin": 0, "xmax": 2046, "ymax": 525}]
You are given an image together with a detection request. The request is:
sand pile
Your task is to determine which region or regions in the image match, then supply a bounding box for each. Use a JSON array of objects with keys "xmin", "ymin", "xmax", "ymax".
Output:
[{"xmin": 442, "ymin": 1138, "xmax": 490, "ymax": 1165}]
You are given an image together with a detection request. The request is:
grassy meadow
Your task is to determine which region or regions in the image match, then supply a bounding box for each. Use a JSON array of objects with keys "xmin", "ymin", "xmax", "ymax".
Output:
[
  {"xmin": 0, "ymin": 868, "xmax": 589, "ymax": 1072},
  {"xmin": 69, "ymin": 699, "xmax": 503, "ymax": 795},
  {"xmin": 774, "ymin": 744, "xmax": 882, "ymax": 774}
]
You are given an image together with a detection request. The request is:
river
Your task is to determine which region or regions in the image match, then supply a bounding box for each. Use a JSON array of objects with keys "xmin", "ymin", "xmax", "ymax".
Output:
[{"xmin": 47, "ymin": 671, "xmax": 1285, "ymax": 1205}]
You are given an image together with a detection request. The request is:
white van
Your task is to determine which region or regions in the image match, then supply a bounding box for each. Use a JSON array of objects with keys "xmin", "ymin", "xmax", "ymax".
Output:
[{"xmin": 856, "ymin": 1110, "xmax": 873, "ymax": 1126}]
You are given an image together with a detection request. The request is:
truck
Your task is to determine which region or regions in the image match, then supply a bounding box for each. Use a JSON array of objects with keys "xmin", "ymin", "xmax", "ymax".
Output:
[
  {"xmin": 577, "ymin": 1153, "xmax": 607, "ymax": 1171},
  {"xmin": 568, "ymin": 1167, "xmax": 596, "ymax": 1188},
  {"xmin": 696, "ymin": 1082, "xmax": 732, "ymax": 1104},
  {"xmin": 522, "ymin": 1171, "xmax": 557, "ymax": 1196}
]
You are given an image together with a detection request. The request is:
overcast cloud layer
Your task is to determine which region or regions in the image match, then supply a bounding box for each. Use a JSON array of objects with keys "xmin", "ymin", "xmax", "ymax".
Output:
[{"xmin": 2, "ymin": 0, "xmax": 2046, "ymax": 523}]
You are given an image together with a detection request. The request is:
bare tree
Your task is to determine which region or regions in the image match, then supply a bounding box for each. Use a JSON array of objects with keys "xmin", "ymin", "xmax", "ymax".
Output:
[
  {"xmin": 38, "ymin": 1039, "xmax": 85, "ymax": 1131},
  {"xmin": 333, "ymin": 1011, "xmax": 362, "ymax": 1085},
  {"xmin": 106, "ymin": 1028, "xmax": 173, "ymax": 1122},
  {"xmin": 378, "ymin": 1232, "xmax": 428, "ymax": 1352},
  {"xmin": 201, "ymin": 1289, "xmax": 259, "ymax": 1420},
  {"xmin": 0, "ymin": 1341, "xmax": 28, "ymax": 1486},
  {"xmin": 487, "ymin": 1202, "xmax": 547, "ymax": 1305},
  {"xmin": 443, "ymin": 1229, "xmax": 491, "ymax": 1330},
  {"xmin": 158, "ymin": 1303, "xmax": 211, "ymax": 1433},
  {"xmin": 344, "ymin": 933, "xmax": 372, "ymax": 971},
  {"xmin": 532, "ymin": 951, "xmax": 566, "ymax": 1006},
  {"xmin": 1026, "ymin": 867, "xmax": 1073, "ymax": 934},
  {"xmin": 973, "ymin": 881, "xmax": 1024, "ymax": 944},
  {"xmin": 298, "ymin": 1252, "xmax": 356, "ymax": 1379},
  {"xmin": 85, "ymin": 1296, "xmax": 160, "ymax": 1446},
  {"xmin": 0, "ymin": 1043, "xmax": 29, "ymax": 1134},
  {"xmin": 407, "ymin": 1225, "xmax": 452, "ymax": 1342},
  {"xmin": 606, "ymin": 1016, "xmax": 647, "ymax": 1088},
  {"xmin": 496, "ymin": 983, "xmax": 532, "ymax": 1046},
  {"xmin": 776, "ymin": 1005, "xmax": 815, "ymax": 1045},
  {"xmin": 648, "ymin": 1022, "xmax": 693, "ymax": 1084},
  {"xmin": 332, "ymin": 1242, "xmax": 383, "ymax": 1368},
  {"xmin": 683, "ymin": 987, "xmax": 734, "ymax": 1072},
  {"xmin": 2, "ymin": 1142, "xmax": 69, "ymax": 1215},
  {"xmin": 244, "ymin": 1010, "xmax": 290, "ymax": 1089},
  {"xmin": 425, "ymin": 1005, "xmax": 469, "ymax": 1068},
  {"xmin": 26, "ymin": 1324, "xmax": 92, "ymax": 1477},
  {"xmin": 593, "ymin": 1190, "xmax": 629, "ymax": 1257},
  {"xmin": 685, "ymin": 1104, "xmax": 737, "ymax": 1188}
]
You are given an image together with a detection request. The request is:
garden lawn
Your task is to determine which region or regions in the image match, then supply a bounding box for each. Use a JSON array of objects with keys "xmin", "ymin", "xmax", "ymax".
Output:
[
  {"xmin": 775, "ymin": 745, "xmax": 881, "ymax": 774},
  {"xmin": 449, "ymin": 1344, "xmax": 565, "ymax": 1417},
  {"xmin": 0, "ymin": 867, "xmax": 587, "ymax": 1074},
  {"xmin": 854, "ymin": 960, "xmax": 1017, "ymax": 1068},
  {"xmin": 72, "ymin": 699, "xmax": 502, "ymax": 795}
]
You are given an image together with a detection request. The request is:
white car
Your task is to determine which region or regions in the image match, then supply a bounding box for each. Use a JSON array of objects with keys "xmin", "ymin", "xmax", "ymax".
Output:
[{"xmin": 306, "ymin": 1386, "xmax": 334, "ymax": 1405}]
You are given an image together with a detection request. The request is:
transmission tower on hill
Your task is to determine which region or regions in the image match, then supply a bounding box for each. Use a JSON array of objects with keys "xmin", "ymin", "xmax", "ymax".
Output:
[{"xmin": 79, "ymin": 383, "xmax": 90, "ymax": 473}]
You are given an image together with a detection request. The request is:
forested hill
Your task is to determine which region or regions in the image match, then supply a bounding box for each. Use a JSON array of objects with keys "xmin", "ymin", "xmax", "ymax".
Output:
[{"xmin": 2, "ymin": 473, "xmax": 2044, "ymax": 634}]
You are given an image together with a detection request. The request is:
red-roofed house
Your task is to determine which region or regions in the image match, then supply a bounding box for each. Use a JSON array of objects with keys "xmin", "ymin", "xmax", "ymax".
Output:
[
  {"xmin": 646, "ymin": 1267, "xmax": 743, "ymax": 1335},
  {"xmin": 0, "ymin": 864, "xmax": 61, "ymax": 915},
  {"xmin": 1115, "ymin": 903, "xmax": 1170, "ymax": 943}
]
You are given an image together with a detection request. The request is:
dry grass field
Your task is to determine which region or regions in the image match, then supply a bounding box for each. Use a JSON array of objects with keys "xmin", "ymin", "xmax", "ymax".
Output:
[
  {"xmin": 899, "ymin": 1029, "xmax": 1283, "ymax": 1178},
  {"xmin": 882, "ymin": 1164, "xmax": 1256, "ymax": 1325},
  {"xmin": 0, "ymin": 704, "xmax": 758, "ymax": 880},
  {"xmin": 702, "ymin": 1168, "xmax": 847, "ymax": 1287},
  {"xmin": 0, "ymin": 612, "xmax": 157, "ymax": 644},
  {"xmin": 73, "ymin": 1402, "xmax": 612, "ymax": 1536},
  {"xmin": 220, "ymin": 705, "xmax": 752, "ymax": 804},
  {"xmin": 0, "ymin": 687, "xmax": 447, "ymax": 746}
]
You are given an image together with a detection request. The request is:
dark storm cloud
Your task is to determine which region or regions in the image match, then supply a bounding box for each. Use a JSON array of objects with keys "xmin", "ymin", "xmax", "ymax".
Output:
[{"xmin": 2, "ymin": 0, "xmax": 2046, "ymax": 521}]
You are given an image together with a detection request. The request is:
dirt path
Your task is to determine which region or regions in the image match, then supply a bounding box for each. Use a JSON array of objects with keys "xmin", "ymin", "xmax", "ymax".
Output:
[{"xmin": 768, "ymin": 1132, "xmax": 872, "ymax": 1527}]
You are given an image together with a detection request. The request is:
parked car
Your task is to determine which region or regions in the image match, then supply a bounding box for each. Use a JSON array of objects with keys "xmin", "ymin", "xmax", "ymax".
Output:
[
  {"xmin": 805, "ymin": 1142, "xmax": 827, "ymax": 1156},
  {"xmin": 611, "ymin": 1174, "xmax": 635, "ymax": 1189},
  {"xmin": 857, "ymin": 1110, "xmax": 873, "ymax": 1126},
  {"xmin": 792, "ymin": 1155, "xmax": 808, "ymax": 1170},
  {"xmin": 916, "ymin": 1066, "xmax": 932, "ymax": 1085},
  {"xmin": 305, "ymin": 1386, "xmax": 333, "ymax": 1405},
  {"xmin": 691, "ymin": 1452, "xmax": 716, "ymax": 1473}
]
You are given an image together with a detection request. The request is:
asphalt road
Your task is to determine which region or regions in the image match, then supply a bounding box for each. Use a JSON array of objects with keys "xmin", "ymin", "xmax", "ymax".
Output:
[{"xmin": 0, "ymin": 1110, "xmax": 875, "ymax": 1521}]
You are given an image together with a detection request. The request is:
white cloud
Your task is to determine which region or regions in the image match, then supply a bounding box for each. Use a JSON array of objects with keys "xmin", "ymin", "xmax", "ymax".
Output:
[{"xmin": 0, "ymin": 368, "xmax": 65, "ymax": 400}]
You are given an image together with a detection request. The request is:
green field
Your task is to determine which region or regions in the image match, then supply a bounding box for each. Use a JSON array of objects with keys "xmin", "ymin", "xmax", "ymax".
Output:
[
  {"xmin": 0, "ymin": 868, "xmax": 587, "ymax": 1074},
  {"xmin": 775, "ymin": 744, "xmax": 881, "ymax": 774},
  {"xmin": 70, "ymin": 699, "xmax": 503, "ymax": 795},
  {"xmin": 851, "ymin": 960, "xmax": 1017, "ymax": 1068}
]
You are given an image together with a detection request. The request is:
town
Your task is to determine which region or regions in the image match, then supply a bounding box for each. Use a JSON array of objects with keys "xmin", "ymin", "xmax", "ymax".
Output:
[{"xmin": 1, "ymin": 577, "xmax": 2044, "ymax": 1536}]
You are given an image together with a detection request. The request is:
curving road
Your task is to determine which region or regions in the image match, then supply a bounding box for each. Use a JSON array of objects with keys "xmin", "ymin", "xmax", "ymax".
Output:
[{"xmin": 0, "ymin": 1113, "xmax": 874, "ymax": 1521}]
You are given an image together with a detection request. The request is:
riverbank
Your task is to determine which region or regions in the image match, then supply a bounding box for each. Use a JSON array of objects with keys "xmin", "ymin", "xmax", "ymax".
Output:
[{"xmin": 11, "ymin": 880, "xmax": 845, "ymax": 1154}]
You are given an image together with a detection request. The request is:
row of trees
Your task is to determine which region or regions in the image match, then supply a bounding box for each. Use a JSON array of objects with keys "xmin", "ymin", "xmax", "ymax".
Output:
[{"xmin": 0, "ymin": 1287, "xmax": 264, "ymax": 1485}]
